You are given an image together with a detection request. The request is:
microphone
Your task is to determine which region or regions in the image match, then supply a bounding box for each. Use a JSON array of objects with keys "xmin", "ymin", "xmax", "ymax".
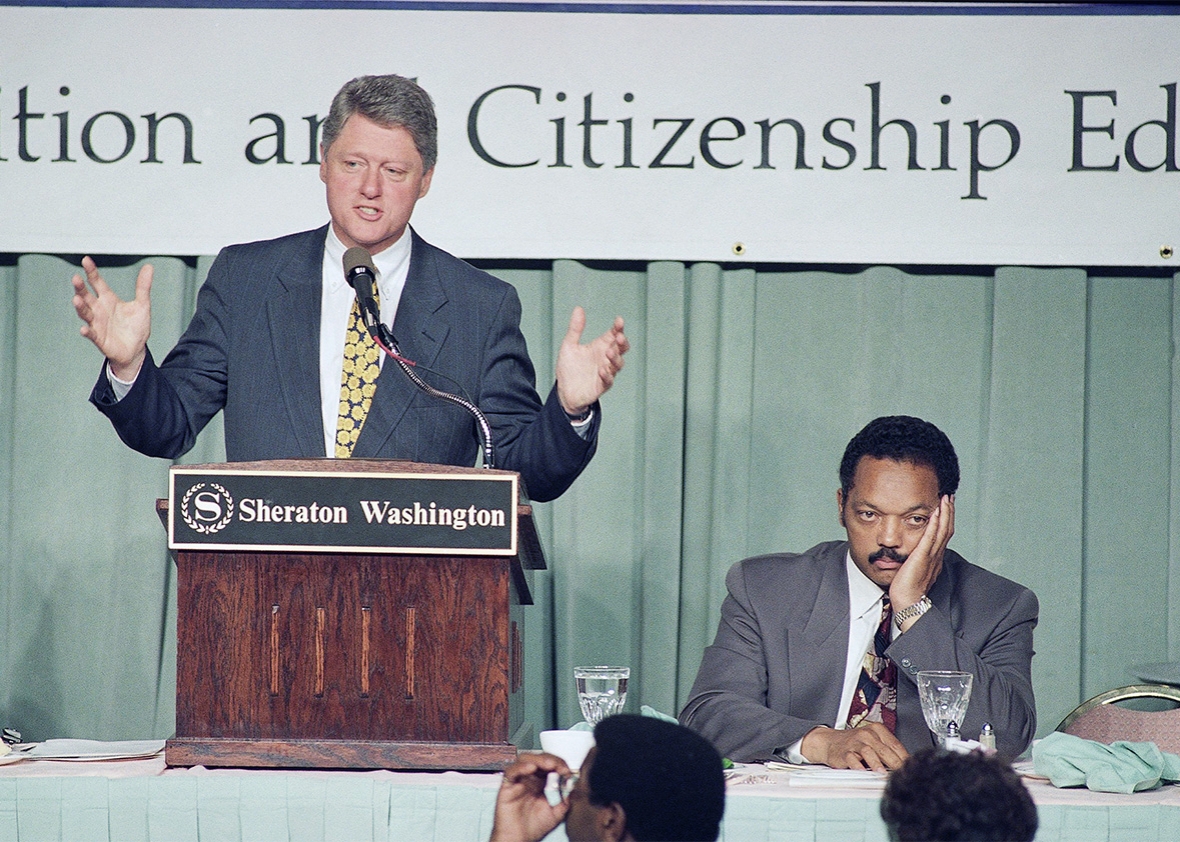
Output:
[
  {"xmin": 340, "ymin": 246, "xmax": 497, "ymax": 469},
  {"xmin": 343, "ymin": 246, "xmax": 382, "ymax": 340}
]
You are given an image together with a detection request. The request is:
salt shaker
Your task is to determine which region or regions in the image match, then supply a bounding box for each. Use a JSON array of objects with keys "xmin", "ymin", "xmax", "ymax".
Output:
[{"xmin": 979, "ymin": 722, "xmax": 996, "ymax": 750}]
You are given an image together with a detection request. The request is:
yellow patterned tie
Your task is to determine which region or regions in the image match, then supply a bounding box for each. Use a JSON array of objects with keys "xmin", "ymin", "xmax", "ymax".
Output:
[{"xmin": 335, "ymin": 291, "xmax": 381, "ymax": 457}]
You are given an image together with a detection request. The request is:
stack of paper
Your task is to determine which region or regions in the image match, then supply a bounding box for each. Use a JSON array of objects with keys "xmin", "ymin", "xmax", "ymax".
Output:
[{"xmin": 3, "ymin": 739, "xmax": 164, "ymax": 763}]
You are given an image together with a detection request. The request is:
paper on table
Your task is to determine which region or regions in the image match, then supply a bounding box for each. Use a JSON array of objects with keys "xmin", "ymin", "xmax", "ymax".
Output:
[
  {"xmin": 766, "ymin": 761, "xmax": 887, "ymax": 788},
  {"xmin": 22, "ymin": 739, "xmax": 165, "ymax": 761}
]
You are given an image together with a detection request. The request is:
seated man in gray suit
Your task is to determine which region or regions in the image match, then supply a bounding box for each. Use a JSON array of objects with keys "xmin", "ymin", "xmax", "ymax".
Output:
[
  {"xmin": 679, "ymin": 416, "xmax": 1038, "ymax": 770},
  {"xmin": 71, "ymin": 74, "xmax": 629, "ymax": 503}
]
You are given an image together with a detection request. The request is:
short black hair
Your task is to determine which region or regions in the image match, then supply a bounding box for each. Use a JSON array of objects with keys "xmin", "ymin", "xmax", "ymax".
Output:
[
  {"xmin": 839, "ymin": 415, "xmax": 960, "ymax": 497},
  {"xmin": 880, "ymin": 749, "xmax": 1038, "ymax": 842},
  {"xmin": 588, "ymin": 714, "xmax": 726, "ymax": 842}
]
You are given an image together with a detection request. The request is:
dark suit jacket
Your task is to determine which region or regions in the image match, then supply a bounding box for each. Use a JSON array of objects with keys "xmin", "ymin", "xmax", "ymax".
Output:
[
  {"xmin": 91, "ymin": 226, "xmax": 597, "ymax": 502},
  {"xmin": 679, "ymin": 540, "xmax": 1038, "ymax": 761}
]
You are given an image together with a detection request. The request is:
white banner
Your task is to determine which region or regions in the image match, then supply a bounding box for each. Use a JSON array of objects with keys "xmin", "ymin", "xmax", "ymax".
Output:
[{"xmin": 1, "ymin": 3, "xmax": 1177, "ymax": 265}]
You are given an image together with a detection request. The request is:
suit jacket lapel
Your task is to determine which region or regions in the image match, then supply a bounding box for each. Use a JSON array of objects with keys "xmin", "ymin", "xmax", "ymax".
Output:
[
  {"xmin": 356, "ymin": 230, "xmax": 451, "ymax": 458},
  {"xmin": 793, "ymin": 543, "xmax": 852, "ymax": 722},
  {"xmin": 268, "ymin": 226, "xmax": 327, "ymax": 458}
]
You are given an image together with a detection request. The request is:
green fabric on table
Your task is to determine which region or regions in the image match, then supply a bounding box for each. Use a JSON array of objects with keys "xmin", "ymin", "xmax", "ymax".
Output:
[{"xmin": 1033, "ymin": 731, "xmax": 1180, "ymax": 793}]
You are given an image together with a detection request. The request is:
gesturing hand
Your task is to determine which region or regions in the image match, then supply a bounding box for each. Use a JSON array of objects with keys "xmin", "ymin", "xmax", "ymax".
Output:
[
  {"xmin": 71, "ymin": 256, "xmax": 153, "ymax": 381},
  {"xmin": 555, "ymin": 306, "xmax": 630, "ymax": 417}
]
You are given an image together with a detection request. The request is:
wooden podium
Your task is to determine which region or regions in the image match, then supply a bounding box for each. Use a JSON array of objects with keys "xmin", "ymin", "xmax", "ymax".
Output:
[{"xmin": 159, "ymin": 459, "xmax": 543, "ymax": 771}]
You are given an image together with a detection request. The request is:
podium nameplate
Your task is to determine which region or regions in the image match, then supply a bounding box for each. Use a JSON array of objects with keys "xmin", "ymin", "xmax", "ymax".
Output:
[{"xmin": 169, "ymin": 465, "xmax": 517, "ymax": 555}]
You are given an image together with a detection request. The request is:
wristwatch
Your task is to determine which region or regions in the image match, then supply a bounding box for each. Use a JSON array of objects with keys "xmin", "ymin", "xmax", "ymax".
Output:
[{"xmin": 894, "ymin": 596, "xmax": 932, "ymax": 631}]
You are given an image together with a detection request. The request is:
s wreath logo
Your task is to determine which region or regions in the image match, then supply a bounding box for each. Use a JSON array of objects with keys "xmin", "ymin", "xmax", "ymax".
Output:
[{"xmin": 179, "ymin": 482, "xmax": 235, "ymax": 534}]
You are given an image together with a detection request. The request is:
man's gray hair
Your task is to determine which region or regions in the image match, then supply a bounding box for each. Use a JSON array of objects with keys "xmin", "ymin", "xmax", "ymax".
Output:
[{"xmin": 320, "ymin": 74, "xmax": 438, "ymax": 171}]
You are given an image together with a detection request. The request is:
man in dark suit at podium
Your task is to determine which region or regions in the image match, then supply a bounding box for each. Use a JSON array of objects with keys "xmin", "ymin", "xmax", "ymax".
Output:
[{"xmin": 71, "ymin": 74, "xmax": 629, "ymax": 502}]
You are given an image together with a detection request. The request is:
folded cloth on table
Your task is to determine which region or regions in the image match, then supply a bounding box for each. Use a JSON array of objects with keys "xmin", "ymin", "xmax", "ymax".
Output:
[{"xmin": 1032, "ymin": 731, "xmax": 1180, "ymax": 793}]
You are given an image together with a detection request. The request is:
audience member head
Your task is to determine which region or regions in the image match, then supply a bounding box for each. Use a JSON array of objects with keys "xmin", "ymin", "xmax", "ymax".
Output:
[
  {"xmin": 880, "ymin": 749, "xmax": 1037, "ymax": 842},
  {"xmin": 320, "ymin": 74, "xmax": 438, "ymax": 171},
  {"xmin": 568, "ymin": 714, "xmax": 726, "ymax": 842},
  {"xmin": 839, "ymin": 415, "xmax": 960, "ymax": 498}
]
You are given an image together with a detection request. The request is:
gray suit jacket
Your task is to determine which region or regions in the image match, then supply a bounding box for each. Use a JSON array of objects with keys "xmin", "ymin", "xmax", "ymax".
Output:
[
  {"xmin": 679, "ymin": 541, "xmax": 1038, "ymax": 761},
  {"xmin": 91, "ymin": 226, "xmax": 596, "ymax": 502}
]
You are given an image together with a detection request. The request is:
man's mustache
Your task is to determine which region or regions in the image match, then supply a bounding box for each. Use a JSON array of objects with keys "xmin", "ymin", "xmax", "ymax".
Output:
[{"xmin": 869, "ymin": 548, "xmax": 907, "ymax": 563}]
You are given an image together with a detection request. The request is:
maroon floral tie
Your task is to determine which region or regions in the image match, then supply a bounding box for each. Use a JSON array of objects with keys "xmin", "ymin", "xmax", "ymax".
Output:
[{"xmin": 845, "ymin": 597, "xmax": 898, "ymax": 733}]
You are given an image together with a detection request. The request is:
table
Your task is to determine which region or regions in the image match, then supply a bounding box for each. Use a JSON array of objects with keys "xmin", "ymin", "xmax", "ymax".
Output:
[{"xmin": 1, "ymin": 750, "xmax": 1178, "ymax": 841}]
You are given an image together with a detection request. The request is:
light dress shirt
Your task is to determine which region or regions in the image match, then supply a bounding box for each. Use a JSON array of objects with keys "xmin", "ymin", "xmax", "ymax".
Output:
[
  {"xmin": 780, "ymin": 552, "xmax": 893, "ymax": 763},
  {"xmin": 319, "ymin": 225, "xmax": 411, "ymax": 456}
]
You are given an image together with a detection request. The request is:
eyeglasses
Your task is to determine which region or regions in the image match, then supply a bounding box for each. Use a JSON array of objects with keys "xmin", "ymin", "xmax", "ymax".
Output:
[
  {"xmin": 559, "ymin": 772, "xmax": 581, "ymax": 801},
  {"xmin": 545, "ymin": 771, "xmax": 581, "ymax": 805}
]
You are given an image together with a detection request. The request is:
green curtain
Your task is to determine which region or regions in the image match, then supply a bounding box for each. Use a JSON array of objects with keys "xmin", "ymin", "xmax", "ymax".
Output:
[{"xmin": 1, "ymin": 253, "xmax": 1177, "ymax": 746}]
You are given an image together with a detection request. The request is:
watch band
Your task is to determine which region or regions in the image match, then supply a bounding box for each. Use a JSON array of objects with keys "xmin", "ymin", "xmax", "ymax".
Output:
[{"xmin": 894, "ymin": 595, "xmax": 932, "ymax": 630}]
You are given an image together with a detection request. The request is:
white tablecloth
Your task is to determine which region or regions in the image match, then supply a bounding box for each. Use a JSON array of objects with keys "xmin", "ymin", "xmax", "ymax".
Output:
[{"xmin": 1, "ymin": 747, "xmax": 1178, "ymax": 841}]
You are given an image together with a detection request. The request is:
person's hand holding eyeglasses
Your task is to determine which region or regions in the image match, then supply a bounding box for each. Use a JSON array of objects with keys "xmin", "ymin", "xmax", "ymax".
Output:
[
  {"xmin": 491, "ymin": 752, "xmax": 574, "ymax": 842},
  {"xmin": 552, "ymin": 771, "xmax": 580, "ymax": 804}
]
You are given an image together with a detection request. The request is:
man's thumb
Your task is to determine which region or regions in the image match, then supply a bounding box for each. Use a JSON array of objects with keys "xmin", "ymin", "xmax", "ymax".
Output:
[{"xmin": 563, "ymin": 305, "xmax": 586, "ymax": 345}]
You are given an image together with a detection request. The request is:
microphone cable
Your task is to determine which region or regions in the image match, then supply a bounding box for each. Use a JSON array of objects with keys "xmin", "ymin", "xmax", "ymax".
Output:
[{"xmin": 344, "ymin": 246, "xmax": 495, "ymax": 469}]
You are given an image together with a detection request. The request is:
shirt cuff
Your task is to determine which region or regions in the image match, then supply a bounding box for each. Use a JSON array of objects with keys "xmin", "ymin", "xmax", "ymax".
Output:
[
  {"xmin": 775, "ymin": 739, "xmax": 809, "ymax": 765},
  {"xmin": 106, "ymin": 361, "xmax": 137, "ymax": 401},
  {"xmin": 568, "ymin": 408, "xmax": 594, "ymax": 440}
]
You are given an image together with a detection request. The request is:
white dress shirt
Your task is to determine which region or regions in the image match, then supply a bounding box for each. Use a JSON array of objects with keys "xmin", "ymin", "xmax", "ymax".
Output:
[{"xmin": 319, "ymin": 226, "xmax": 411, "ymax": 457}]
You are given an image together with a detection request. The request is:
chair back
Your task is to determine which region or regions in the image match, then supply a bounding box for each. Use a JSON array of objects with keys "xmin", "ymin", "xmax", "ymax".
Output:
[{"xmin": 1056, "ymin": 684, "xmax": 1180, "ymax": 755}]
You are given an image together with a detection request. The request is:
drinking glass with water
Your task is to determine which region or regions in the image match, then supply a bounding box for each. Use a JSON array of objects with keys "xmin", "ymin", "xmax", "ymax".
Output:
[{"xmin": 574, "ymin": 666, "xmax": 630, "ymax": 725}]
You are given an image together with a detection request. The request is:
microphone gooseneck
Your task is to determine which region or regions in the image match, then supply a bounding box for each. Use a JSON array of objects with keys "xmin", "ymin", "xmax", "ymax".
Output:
[{"xmin": 341, "ymin": 247, "xmax": 496, "ymax": 469}]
